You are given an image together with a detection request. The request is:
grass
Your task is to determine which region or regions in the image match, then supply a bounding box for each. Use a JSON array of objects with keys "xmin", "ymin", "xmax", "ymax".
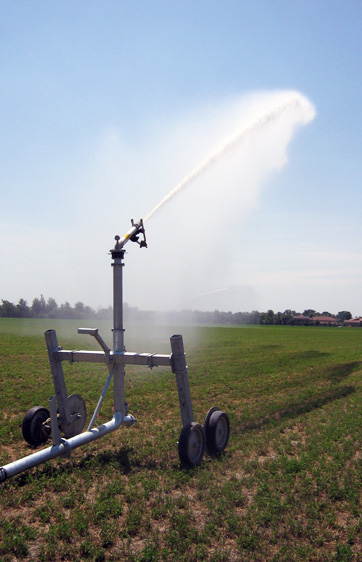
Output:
[{"xmin": 1, "ymin": 318, "xmax": 362, "ymax": 560}]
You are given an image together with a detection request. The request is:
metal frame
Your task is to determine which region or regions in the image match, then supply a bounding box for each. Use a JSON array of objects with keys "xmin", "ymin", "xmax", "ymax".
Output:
[{"xmin": 0, "ymin": 220, "xmax": 194, "ymax": 482}]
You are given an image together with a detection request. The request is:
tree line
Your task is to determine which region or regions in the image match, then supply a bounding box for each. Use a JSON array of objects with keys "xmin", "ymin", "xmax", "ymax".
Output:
[
  {"xmin": 157, "ymin": 308, "xmax": 353, "ymax": 325},
  {"xmin": 0, "ymin": 296, "xmax": 354, "ymax": 326},
  {"xmin": 0, "ymin": 295, "xmax": 112, "ymax": 320}
]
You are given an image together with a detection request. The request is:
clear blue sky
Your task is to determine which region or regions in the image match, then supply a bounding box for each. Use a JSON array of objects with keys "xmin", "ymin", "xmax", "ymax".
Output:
[{"xmin": 1, "ymin": 1, "xmax": 362, "ymax": 315}]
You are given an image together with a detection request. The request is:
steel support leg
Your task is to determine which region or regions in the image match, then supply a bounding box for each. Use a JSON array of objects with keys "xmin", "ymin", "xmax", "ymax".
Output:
[
  {"xmin": 170, "ymin": 335, "xmax": 194, "ymax": 427},
  {"xmin": 45, "ymin": 330, "xmax": 71, "ymax": 425}
]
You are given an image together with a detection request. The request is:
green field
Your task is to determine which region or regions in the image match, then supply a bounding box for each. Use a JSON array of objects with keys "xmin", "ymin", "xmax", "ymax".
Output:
[{"xmin": 1, "ymin": 318, "xmax": 362, "ymax": 561}]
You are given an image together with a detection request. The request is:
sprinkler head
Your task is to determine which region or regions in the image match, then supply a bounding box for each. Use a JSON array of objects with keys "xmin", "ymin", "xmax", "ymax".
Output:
[{"xmin": 130, "ymin": 219, "xmax": 147, "ymax": 248}]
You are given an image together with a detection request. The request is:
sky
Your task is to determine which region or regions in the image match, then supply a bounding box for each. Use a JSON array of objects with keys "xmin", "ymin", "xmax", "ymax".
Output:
[{"xmin": 1, "ymin": 0, "xmax": 362, "ymax": 317}]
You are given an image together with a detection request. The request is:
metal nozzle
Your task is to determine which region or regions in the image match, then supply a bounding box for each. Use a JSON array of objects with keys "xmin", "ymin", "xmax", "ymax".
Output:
[{"xmin": 113, "ymin": 219, "xmax": 147, "ymax": 252}]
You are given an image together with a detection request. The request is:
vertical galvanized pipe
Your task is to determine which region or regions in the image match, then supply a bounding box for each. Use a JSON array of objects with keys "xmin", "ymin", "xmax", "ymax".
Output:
[
  {"xmin": 111, "ymin": 239, "xmax": 126, "ymax": 414},
  {"xmin": 112, "ymin": 255, "xmax": 124, "ymax": 353}
]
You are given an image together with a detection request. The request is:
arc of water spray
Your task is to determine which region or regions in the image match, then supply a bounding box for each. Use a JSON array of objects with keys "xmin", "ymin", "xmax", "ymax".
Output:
[{"xmin": 144, "ymin": 96, "xmax": 306, "ymax": 223}]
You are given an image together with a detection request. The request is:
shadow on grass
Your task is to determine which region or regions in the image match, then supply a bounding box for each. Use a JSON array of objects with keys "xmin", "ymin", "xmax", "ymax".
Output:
[
  {"xmin": 255, "ymin": 344, "xmax": 281, "ymax": 351},
  {"xmin": 324, "ymin": 361, "xmax": 362, "ymax": 382},
  {"xmin": 10, "ymin": 446, "xmax": 136, "ymax": 487},
  {"xmin": 288, "ymin": 350, "xmax": 331, "ymax": 361},
  {"xmin": 77, "ymin": 446, "xmax": 135, "ymax": 474},
  {"xmin": 239, "ymin": 384, "xmax": 355, "ymax": 432}
]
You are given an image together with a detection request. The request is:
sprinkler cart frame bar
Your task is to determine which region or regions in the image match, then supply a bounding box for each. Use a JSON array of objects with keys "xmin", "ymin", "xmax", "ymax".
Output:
[{"xmin": 1, "ymin": 219, "xmax": 229, "ymax": 482}]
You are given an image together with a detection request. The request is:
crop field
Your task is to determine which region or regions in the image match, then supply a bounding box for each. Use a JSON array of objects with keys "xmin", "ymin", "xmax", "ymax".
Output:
[{"xmin": 1, "ymin": 318, "xmax": 362, "ymax": 561}]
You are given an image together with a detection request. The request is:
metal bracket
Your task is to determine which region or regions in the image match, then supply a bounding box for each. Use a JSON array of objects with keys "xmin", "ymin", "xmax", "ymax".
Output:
[
  {"xmin": 148, "ymin": 354, "xmax": 156, "ymax": 369},
  {"xmin": 60, "ymin": 438, "xmax": 71, "ymax": 458},
  {"xmin": 78, "ymin": 328, "xmax": 111, "ymax": 355}
]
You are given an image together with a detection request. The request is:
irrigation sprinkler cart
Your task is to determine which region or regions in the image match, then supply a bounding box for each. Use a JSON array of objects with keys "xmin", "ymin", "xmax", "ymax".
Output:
[{"xmin": 0, "ymin": 220, "xmax": 230, "ymax": 483}]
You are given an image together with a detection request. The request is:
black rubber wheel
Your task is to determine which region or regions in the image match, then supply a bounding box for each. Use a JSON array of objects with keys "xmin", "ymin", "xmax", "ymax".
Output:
[
  {"xmin": 204, "ymin": 409, "xmax": 230, "ymax": 456},
  {"xmin": 178, "ymin": 422, "xmax": 206, "ymax": 467},
  {"xmin": 22, "ymin": 406, "xmax": 51, "ymax": 446}
]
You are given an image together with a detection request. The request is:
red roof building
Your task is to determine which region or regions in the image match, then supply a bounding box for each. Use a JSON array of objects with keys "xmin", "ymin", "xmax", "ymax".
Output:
[
  {"xmin": 292, "ymin": 315, "xmax": 338, "ymax": 326},
  {"xmin": 344, "ymin": 317, "xmax": 362, "ymax": 327}
]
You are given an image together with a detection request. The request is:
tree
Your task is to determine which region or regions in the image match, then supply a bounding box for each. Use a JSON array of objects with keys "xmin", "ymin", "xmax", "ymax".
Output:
[
  {"xmin": 265, "ymin": 309, "xmax": 275, "ymax": 325},
  {"xmin": 74, "ymin": 301, "xmax": 85, "ymax": 318},
  {"xmin": 281, "ymin": 310, "xmax": 294, "ymax": 325},
  {"xmin": 16, "ymin": 298, "xmax": 29, "ymax": 317},
  {"xmin": 96, "ymin": 306, "xmax": 112, "ymax": 319},
  {"xmin": 337, "ymin": 311, "xmax": 352, "ymax": 322},
  {"xmin": 31, "ymin": 298, "xmax": 42, "ymax": 318},
  {"xmin": 0, "ymin": 300, "xmax": 17, "ymax": 317},
  {"xmin": 250, "ymin": 310, "xmax": 260, "ymax": 324},
  {"xmin": 46, "ymin": 298, "xmax": 58, "ymax": 317},
  {"xmin": 83, "ymin": 305, "xmax": 95, "ymax": 317},
  {"xmin": 31, "ymin": 295, "xmax": 46, "ymax": 318},
  {"xmin": 303, "ymin": 309, "xmax": 317, "ymax": 318},
  {"xmin": 58, "ymin": 301, "xmax": 73, "ymax": 319}
]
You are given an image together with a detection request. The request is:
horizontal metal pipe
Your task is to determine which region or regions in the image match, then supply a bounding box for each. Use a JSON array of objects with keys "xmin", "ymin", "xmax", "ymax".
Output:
[
  {"xmin": 56, "ymin": 349, "xmax": 172, "ymax": 368},
  {"xmin": 57, "ymin": 350, "xmax": 111, "ymax": 364},
  {"xmin": 121, "ymin": 352, "xmax": 172, "ymax": 367},
  {"xmin": 0, "ymin": 413, "xmax": 135, "ymax": 482}
]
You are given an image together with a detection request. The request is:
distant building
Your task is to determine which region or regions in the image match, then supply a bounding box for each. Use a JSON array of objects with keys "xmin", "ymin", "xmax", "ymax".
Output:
[
  {"xmin": 344, "ymin": 317, "xmax": 362, "ymax": 327},
  {"xmin": 292, "ymin": 314, "xmax": 338, "ymax": 326},
  {"xmin": 313, "ymin": 315, "xmax": 338, "ymax": 326}
]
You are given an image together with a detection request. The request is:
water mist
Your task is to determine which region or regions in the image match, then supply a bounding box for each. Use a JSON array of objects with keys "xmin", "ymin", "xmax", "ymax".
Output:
[{"xmin": 130, "ymin": 90, "xmax": 315, "ymax": 313}]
